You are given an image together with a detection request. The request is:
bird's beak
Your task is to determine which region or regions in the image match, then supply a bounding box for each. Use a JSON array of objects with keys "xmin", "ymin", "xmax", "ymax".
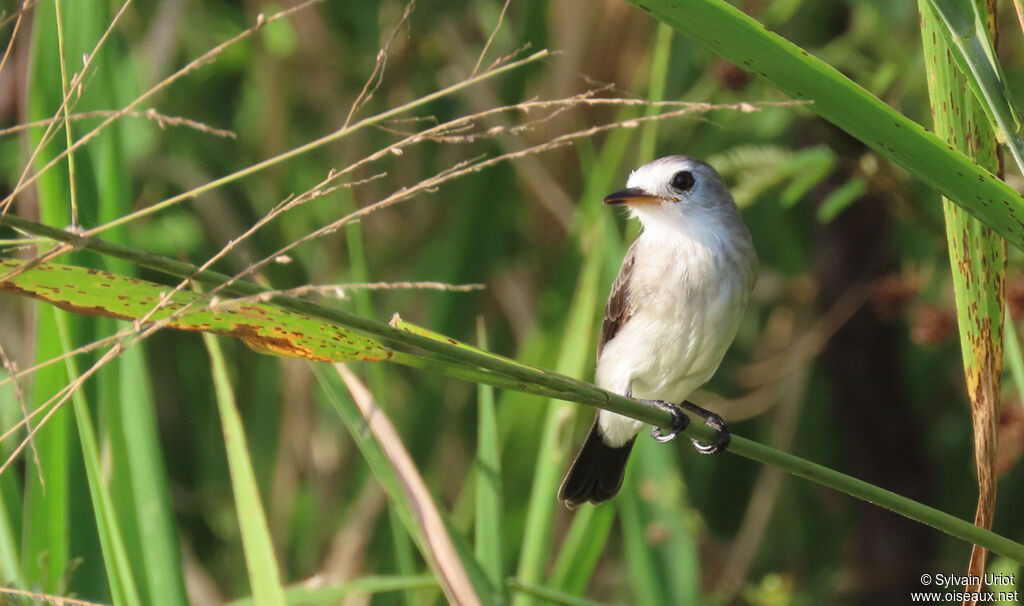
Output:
[{"xmin": 603, "ymin": 188, "xmax": 670, "ymax": 206}]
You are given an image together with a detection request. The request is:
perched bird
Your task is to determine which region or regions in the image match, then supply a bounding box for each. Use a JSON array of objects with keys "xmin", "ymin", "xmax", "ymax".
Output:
[{"xmin": 559, "ymin": 155, "xmax": 757, "ymax": 508}]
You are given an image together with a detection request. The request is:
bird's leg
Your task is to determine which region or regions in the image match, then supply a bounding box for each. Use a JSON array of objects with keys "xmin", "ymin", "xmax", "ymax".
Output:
[{"xmin": 678, "ymin": 400, "xmax": 730, "ymax": 455}]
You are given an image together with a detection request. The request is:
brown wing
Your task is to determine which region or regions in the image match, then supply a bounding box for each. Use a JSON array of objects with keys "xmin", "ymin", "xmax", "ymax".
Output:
[{"xmin": 597, "ymin": 242, "xmax": 637, "ymax": 362}]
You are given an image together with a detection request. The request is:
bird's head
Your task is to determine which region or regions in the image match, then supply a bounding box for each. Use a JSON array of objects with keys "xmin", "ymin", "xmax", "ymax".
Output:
[{"xmin": 603, "ymin": 156, "xmax": 737, "ymax": 233}]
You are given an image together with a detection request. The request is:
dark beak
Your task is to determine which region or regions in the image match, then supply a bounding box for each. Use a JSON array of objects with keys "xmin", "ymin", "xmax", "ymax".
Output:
[{"xmin": 603, "ymin": 187, "xmax": 669, "ymax": 206}]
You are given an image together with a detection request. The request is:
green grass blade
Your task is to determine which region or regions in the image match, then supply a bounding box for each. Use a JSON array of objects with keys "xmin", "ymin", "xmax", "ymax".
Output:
[
  {"xmin": 204, "ymin": 333, "xmax": 287, "ymax": 606},
  {"xmin": 0, "ymin": 467, "xmax": 21, "ymax": 586},
  {"xmin": 925, "ymin": 0, "xmax": 1024, "ymax": 170},
  {"xmin": 920, "ymin": 0, "xmax": 1005, "ymax": 587},
  {"xmin": 507, "ymin": 579, "xmax": 607, "ymax": 606},
  {"xmin": 225, "ymin": 575, "xmax": 439, "ymax": 606},
  {"xmin": 314, "ymin": 365, "xmax": 498, "ymax": 606},
  {"xmin": 22, "ymin": 0, "xmax": 79, "ymax": 592},
  {"xmin": 511, "ymin": 221, "xmax": 604, "ymax": 606},
  {"xmin": 546, "ymin": 504, "xmax": 616, "ymax": 594},
  {"xmin": 339, "ymin": 191, "xmax": 422, "ymax": 605},
  {"xmin": 619, "ymin": 487, "xmax": 668, "ymax": 606},
  {"xmin": 1004, "ymin": 315, "xmax": 1024, "ymax": 407},
  {"xmin": 7, "ymin": 218, "xmax": 1024, "ymax": 563},
  {"xmin": 385, "ymin": 508, "xmax": 419, "ymax": 606},
  {"xmin": 627, "ymin": 0, "xmax": 1024, "ymax": 251},
  {"xmin": 55, "ymin": 313, "xmax": 143, "ymax": 606},
  {"xmin": 115, "ymin": 345, "xmax": 188, "ymax": 606},
  {"xmin": 638, "ymin": 22, "xmax": 674, "ymax": 163},
  {"xmin": 475, "ymin": 320, "xmax": 505, "ymax": 595},
  {"xmin": 627, "ymin": 439, "xmax": 700, "ymax": 604}
]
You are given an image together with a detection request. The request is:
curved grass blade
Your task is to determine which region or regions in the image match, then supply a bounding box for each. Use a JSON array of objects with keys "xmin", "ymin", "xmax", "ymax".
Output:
[
  {"xmin": 626, "ymin": 0, "xmax": 1024, "ymax": 251},
  {"xmin": 6, "ymin": 218, "xmax": 1024, "ymax": 564},
  {"xmin": 0, "ymin": 258, "xmax": 391, "ymax": 363}
]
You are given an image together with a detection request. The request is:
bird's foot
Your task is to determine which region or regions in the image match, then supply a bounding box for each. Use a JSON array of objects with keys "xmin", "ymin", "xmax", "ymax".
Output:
[
  {"xmin": 678, "ymin": 400, "xmax": 730, "ymax": 454},
  {"xmin": 640, "ymin": 399, "xmax": 690, "ymax": 443}
]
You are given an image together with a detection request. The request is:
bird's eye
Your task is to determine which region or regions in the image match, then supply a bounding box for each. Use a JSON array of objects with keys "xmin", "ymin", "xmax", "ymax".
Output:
[{"xmin": 670, "ymin": 170, "xmax": 695, "ymax": 191}]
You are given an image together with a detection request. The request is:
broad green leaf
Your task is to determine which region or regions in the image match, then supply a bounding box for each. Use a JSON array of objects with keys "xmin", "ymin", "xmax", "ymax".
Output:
[{"xmin": 0, "ymin": 258, "xmax": 391, "ymax": 362}]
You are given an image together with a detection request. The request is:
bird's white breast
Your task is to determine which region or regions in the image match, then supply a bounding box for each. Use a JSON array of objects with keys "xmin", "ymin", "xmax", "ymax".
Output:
[{"xmin": 595, "ymin": 217, "xmax": 755, "ymax": 446}]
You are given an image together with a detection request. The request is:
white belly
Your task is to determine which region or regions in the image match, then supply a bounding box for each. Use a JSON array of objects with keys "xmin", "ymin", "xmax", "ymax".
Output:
[{"xmin": 594, "ymin": 231, "xmax": 754, "ymax": 447}]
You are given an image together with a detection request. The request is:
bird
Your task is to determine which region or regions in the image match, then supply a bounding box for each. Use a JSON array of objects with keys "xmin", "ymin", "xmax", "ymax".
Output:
[{"xmin": 558, "ymin": 155, "xmax": 757, "ymax": 508}]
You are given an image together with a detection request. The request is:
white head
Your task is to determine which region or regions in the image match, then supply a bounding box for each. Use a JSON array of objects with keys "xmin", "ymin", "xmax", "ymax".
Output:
[{"xmin": 604, "ymin": 156, "xmax": 739, "ymax": 237}]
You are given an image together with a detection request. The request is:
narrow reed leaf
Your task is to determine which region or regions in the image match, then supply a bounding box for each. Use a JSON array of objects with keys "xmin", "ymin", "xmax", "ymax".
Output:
[
  {"xmin": 547, "ymin": 504, "xmax": 616, "ymax": 593},
  {"xmin": 627, "ymin": 439, "xmax": 700, "ymax": 604},
  {"xmin": 225, "ymin": 575, "xmax": 438, "ymax": 606},
  {"xmin": 619, "ymin": 488, "xmax": 668, "ymax": 605},
  {"xmin": 56, "ymin": 313, "xmax": 143, "ymax": 606},
  {"xmin": 920, "ymin": 0, "xmax": 1005, "ymax": 592},
  {"xmin": 507, "ymin": 579, "xmax": 608, "ymax": 606},
  {"xmin": 114, "ymin": 347, "xmax": 188, "ymax": 606},
  {"xmin": 1004, "ymin": 317, "xmax": 1024, "ymax": 406},
  {"xmin": 925, "ymin": 0, "xmax": 1024, "ymax": 170},
  {"xmin": 5, "ymin": 218, "xmax": 1024, "ymax": 563},
  {"xmin": 22, "ymin": 0, "xmax": 78, "ymax": 592},
  {"xmin": 628, "ymin": 0, "xmax": 1024, "ymax": 251},
  {"xmin": 204, "ymin": 333, "xmax": 287, "ymax": 606},
  {"xmin": 320, "ymin": 365, "xmax": 497, "ymax": 606},
  {"xmin": 511, "ymin": 223, "xmax": 604, "ymax": 606},
  {"xmin": 0, "ymin": 470, "xmax": 21, "ymax": 586},
  {"xmin": 475, "ymin": 320, "xmax": 506, "ymax": 595}
]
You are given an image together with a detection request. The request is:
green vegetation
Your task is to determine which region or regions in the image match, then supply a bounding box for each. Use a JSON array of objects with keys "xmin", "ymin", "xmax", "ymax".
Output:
[{"xmin": 3, "ymin": 0, "xmax": 1024, "ymax": 604}]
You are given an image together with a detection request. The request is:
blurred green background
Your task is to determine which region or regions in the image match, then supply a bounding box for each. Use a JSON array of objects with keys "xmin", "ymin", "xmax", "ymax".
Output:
[{"xmin": 3, "ymin": 0, "xmax": 1024, "ymax": 604}]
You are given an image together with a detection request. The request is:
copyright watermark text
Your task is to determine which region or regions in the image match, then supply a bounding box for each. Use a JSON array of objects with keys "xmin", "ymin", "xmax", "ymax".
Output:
[{"xmin": 911, "ymin": 573, "xmax": 1018, "ymax": 603}]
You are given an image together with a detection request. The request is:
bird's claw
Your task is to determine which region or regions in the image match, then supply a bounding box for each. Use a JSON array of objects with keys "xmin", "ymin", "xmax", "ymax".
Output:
[
  {"xmin": 641, "ymin": 399, "xmax": 689, "ymax": 443},
  {"xmin": 679, "ymin": 401, "xmax": 730, "ymax": 455},
  {"xmin": 638, "ymin": 398, "xmax": 731, "ymax": 453},
  {"xmin": 689, "ymin": 412, "xmax": 730, "ymax": 454}
]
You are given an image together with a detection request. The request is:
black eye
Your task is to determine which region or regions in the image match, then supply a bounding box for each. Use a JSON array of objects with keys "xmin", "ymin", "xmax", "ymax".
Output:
[{"xmin": 670, "ymin": 170, "xmax": 695, "ymax": 191}]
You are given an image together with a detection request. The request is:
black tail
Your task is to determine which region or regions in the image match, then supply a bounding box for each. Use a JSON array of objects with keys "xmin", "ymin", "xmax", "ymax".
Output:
[{"xmin": 558, "ymin": 420, "xmax": 635, "ymax": 508}]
